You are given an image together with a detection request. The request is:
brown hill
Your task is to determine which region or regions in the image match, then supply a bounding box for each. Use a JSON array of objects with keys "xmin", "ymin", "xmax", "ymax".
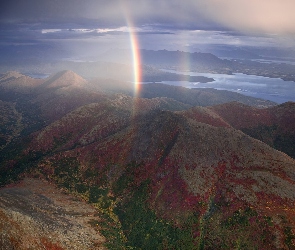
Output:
[
  {"xmin": 0, "ymin": 71, "xmax": 110, "ymax": 138},
  {"xmin": 40, "ymin": 70, "xmax": 86, "ymax": 89},
  {"xmin": 26, "ymin": 94, "xmax": 189, "ymax": 153},
  {"xmin": 0, "ymin": 72, "xmax": 43, "ymax": 95},
  {"xmin": 1, "ymin": 70, "xmax": 295, "ymax": 249},
  {"xmin": 209, "ymin": 101, "xmax": 295, "ymax": 158},
  {"xmin": 0, "ymin": 100, "xmax": 23, "ymax": 149},
  {"xmin": 17, "ymin": 107, "xmax": 295, "ymax": 249},
  {"xmin": 176, "ymin": 106, "xmax": 231, "ymax": 128}
]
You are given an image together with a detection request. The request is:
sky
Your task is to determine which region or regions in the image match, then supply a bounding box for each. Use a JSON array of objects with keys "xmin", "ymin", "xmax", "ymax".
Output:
[{"xmin": 1, "ymin": 0, "xmax": 295, "ymax": 61}]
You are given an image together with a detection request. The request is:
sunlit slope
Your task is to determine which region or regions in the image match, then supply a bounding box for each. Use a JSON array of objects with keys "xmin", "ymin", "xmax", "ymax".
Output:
[{"xmin": 10, "ymin": 108, "xmax": 295, "ymax": 249}]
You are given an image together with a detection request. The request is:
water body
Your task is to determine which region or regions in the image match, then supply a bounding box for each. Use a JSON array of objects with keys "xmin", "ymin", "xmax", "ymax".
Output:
[
  {"xmin": 160, "ymin": 69, "xmax": 295, "ymax": 104},
  {"xmin": 251, "ymin": 59, "xmax": 295, "ymax": 66},
  {"xmin": 25, "ymin": 73, "xmax": 51, "ymax": 79}
]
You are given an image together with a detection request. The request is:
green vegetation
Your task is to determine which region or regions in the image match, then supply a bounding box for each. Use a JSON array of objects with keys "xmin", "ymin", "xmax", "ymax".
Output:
[
  {"xmin": 50, "ymin": 160, "xmax": 201, "ymax": 249},
  {"xmin": 0, "ymin": 147, "xmax": 44, "ymax": 186},
  {"xmin": 201, "ymin": 206, "xmax": 275, "ymax": 249},
  {"xmin": 242, "ymin": 125, "xmax": 295, "ymax": 159},
  {"xmin": 113, "ymin": 164, "xmax": 199, "ymax": 250},
  {"xmin": 222, "ymin": 208, "xmax": 257, "ymax": 228},
  {"xmin": 39, "ymin": 157, "xmax": 127, "ymax": 249},
  {"xmin": 241, "ymin": 125, "xmax": 277, "ymax": 147},
  {"xmin": 274, "ymin": 134, "xmax": 295, "ymax": 159},
  {"xmin": 284, "ymin": 227, "xmax": 295, "ymax": 249},
  {"xmin": 0, "ymin": 152, "xmax": 280, "ymax": 249}
]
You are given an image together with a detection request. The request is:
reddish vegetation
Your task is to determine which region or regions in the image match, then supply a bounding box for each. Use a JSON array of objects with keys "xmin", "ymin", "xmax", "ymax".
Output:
[
  {"xmin": 41, "ymin": 238, "xmax": 65, "ymax": 250},
  {"xmin": 178, "ymin": 106, "xmax": 231, "ymax": 128},
  {"xmin": 207, "ymin": 101, "xmax": 295, "ymax": 143},
  {"xmin": 1, "ymin": 70, "xmax": 295, "ymax": 249},
  {"xmin": 209, "ymin": 101, "xmax": 275, "ymax": 129}
]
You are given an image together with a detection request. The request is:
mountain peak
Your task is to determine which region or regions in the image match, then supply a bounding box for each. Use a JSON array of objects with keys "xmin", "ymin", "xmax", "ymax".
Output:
[
  {"xmin": 42, "ymin": 70, "xmax": 86, "ymax": 88},
  {"xmin": 0, "ymin": 71, "xmax": 25, "ymax": 82}
]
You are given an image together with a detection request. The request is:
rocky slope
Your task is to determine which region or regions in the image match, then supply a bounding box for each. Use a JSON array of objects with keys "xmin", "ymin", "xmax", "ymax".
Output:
[{"xmin": 0, "ymin": 178, "xmax": 105, "ymax": 250}]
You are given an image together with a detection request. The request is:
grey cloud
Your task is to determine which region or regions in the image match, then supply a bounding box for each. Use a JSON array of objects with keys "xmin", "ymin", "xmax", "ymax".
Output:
[
  {"xmin": 0, "ymin": 0, "xmax": 214, "ymax": 29},
  {"xmin": 1, "ymin": 0, "xmax": 295, "ymax": 54},
  {"xmin": 2, "ymin": 0, "xmax": 295, "ymax": 35}
]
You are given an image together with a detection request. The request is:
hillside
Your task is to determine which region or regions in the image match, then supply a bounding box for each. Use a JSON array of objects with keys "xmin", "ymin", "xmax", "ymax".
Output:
[
  {"xmin": 139, "ymin": 82, "xmax": 275, "ymax": 107},
  {"xmin": 0, "ymin": 178, "xmax": 105, "ymax": 249},
  {"xmin": 4, "ymin": 108, "xmax": 295, "ymax": 249},
  {"xmin": 0, "ymin": 70, "xmax": 295, "ymax": 249},
  {"xmin": 209, "ymin": 102, "xmax": 295, "ymax": 158}
]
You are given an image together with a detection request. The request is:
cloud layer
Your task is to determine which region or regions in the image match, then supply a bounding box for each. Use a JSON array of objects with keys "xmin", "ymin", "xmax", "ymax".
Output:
[
  {"xmin": 0, "ymin": 0, "xmax": 294, "ymax": 62},
  {"xmin": 200, "ymin": 0, "xmax": 295, "ymax": 34},
  {"xmin": 1, "ymin": 0, "xmax": 295, "ymax": 34}
]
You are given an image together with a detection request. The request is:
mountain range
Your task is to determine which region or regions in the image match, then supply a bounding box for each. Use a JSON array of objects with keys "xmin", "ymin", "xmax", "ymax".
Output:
[
  {"xmin": 3, "ymin": 49, "xmax": 295, "ymax": 82},
  {"xmin": 0, "ymin": 70, "xmax": 294, "ymax": 249},
  {"xmin": 100, "ymin": 49, "xmax": 295, "ymax": 82}
]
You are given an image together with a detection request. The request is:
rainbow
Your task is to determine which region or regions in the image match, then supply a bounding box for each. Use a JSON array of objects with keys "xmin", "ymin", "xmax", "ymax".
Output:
[
  {"xmin": 120, "ymin": 1, "xmax": 142, "ymax": 98},
  {"xmin": 127, "ymin": 23, "xmax": 142, "ymax": 97}
]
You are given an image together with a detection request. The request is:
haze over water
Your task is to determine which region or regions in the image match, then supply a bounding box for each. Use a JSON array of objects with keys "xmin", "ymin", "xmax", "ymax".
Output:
[{"xmin": 160, "ymin": 69, "xmax": 295, "ymax": 104}]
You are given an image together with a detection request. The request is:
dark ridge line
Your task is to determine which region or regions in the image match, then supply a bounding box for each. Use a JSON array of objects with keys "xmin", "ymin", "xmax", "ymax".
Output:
[{"xmin": 158, "ymin": 130, "xmax": 180, "ymax": 166}]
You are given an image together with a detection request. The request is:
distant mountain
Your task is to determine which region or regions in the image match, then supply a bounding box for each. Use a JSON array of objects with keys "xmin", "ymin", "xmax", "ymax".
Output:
[
  {"xmin": 0, "ymin": 71, "xmax": 108, "ymax": 138},
  {"xmin": 0, "ymin": 71, "xmax": 24, "ymax": 81},
  {"xmin": 200, "ymin": 45, "xmax": 262, "ymax": 60},
  {"xmin": 3, "ymin": 48, "xmax": 295, "ymax": 82},
  {"xmin": 0, "ymin": 70, "xmax": 276, "ymax": 152},
  {"xmin": 39, "ymin": 70, "xmax": 86, "ymax": 89},
  {"xmin": 139, "ymin": 82, "xmax": 275, "ymax": 108},
  {"xmin": 0, "ymin": 71, "xmax": 43, "ymax": 97},
  {"xmin": 140, "ymin": 49, "xmax": 224, "ymax": 67},
  {"xmin": 100, "ymin": 48, "xmax": 226, "ymax": 69},
  {"xmin": 104, "ymin": 49, "xmax": 295, "ymax": 82},
  {"xmin": 1, "ymin": 70, "xmax": 295, "ymax": 249}
]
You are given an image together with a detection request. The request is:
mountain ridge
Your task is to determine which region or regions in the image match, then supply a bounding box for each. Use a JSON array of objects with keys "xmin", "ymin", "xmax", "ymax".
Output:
[
  {"xmin": 0, "ymin": 69, "xmax": 295, "ymax": 249},
  {"xmin": 40, "ymin": 70, "xmax": 86, "ymax": 89}
]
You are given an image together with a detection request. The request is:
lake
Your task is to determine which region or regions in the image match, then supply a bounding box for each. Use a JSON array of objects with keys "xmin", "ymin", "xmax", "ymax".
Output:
[{"xmin": 160, "ymin": 69, "xmax": 295, "ymax": 104}]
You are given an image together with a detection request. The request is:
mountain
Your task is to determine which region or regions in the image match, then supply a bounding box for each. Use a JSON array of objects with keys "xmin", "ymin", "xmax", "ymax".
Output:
[
  {"xmin": 2, "ymin": 71, "xmax": 109, "ymax": 132},
  {"xmin": 0, "ymin": 178, "xmax": 105, "ymax": 249},
  {"xmin": 140, "ymin": 49, "xmax": 225, "ymax": 68},
  {"xmin": 0, "ymin": 71, "xmax": 43, "ymax": 97},
  {"xmin": 0, "ymin": 71, "xmax": 24, "ymax": 81},
  {"xmin": 0, "ymin": 100, "xmax": 23, "ymax": 150},
  {"xmin": 25, "ymin": 94, "xmax": 190, "ymax": 154},
  {"xmin": 0, "ymin": 70, "xmax": 295, "ymax": 249},
  {"xmin": 5, "ymin": 106, "xmax": 295, "ymax": 249},
  {"xmin": 99, "ymin": 48, "xmax": 227, "ymax": 70},
  {"xmin": 39, "ymin": 70, "xmax": 86, "ymax": 89},
  {"xmin": 209, "ymin": 102, "xmax": 295, "ymax": 158},
  {"xmin": 200, "ymin": 45, "xmax": 262, "ymax": 60},
  {"xmin": 177, "ymin": 101, "xmax": 295, "ymax": 159},
  {"xmin": 3, "ymin": 49, "xmax": 295, "ymax": 82},
  {"xmin": 139, "ymin": 82, "xmax": 275, "ymax": 108},
  {"xmin": 99, "ymin": 49, "xmax": 295, "ymax": 82}
]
